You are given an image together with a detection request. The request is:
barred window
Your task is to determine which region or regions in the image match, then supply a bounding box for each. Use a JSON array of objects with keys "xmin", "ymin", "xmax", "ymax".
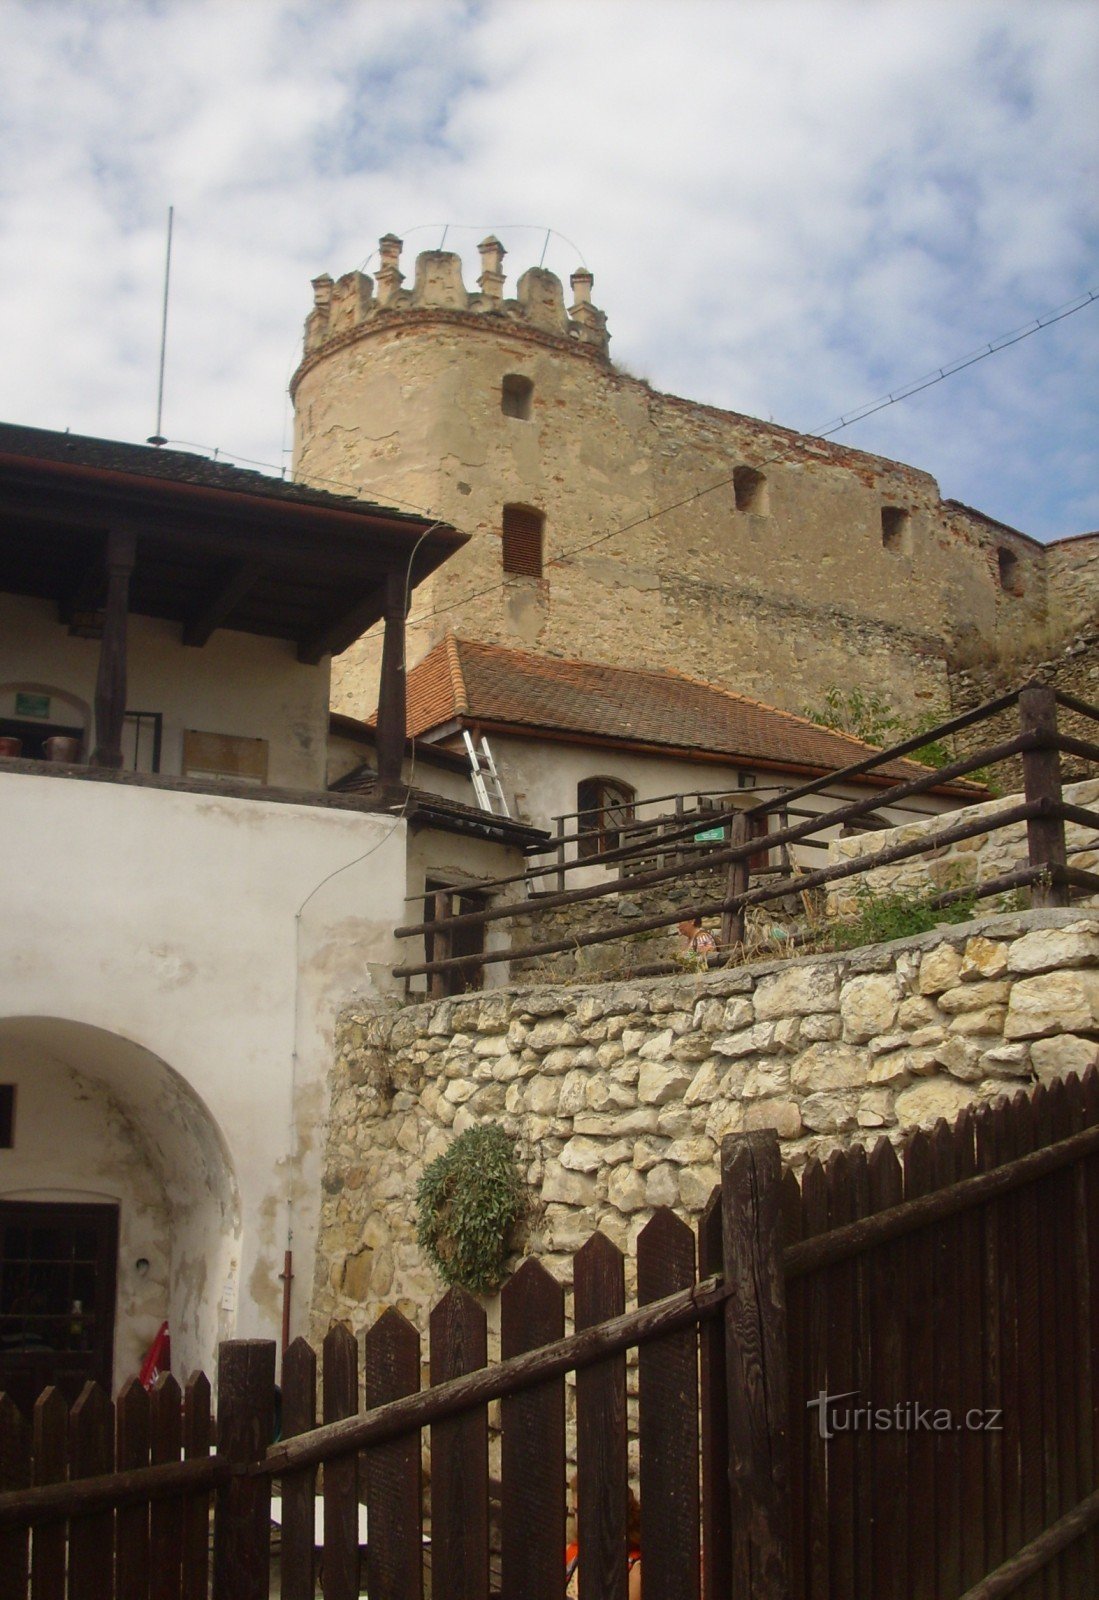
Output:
[{"xmin": 502, "ymin": 504, "xmax": 545, "ymax": 578}]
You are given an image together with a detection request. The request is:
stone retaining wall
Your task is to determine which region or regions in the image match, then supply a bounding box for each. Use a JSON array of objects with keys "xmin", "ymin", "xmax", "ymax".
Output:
[
  {"xmin": 312, "ymin": 909, "xmax": 1099, "ymax": 1345},
  {"xmin": 827, "ymin": 777, "xmax": 1098, "ymax": 917}
]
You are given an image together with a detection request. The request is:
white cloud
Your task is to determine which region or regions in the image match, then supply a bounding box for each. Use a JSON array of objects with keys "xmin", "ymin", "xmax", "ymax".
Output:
[{"xmin": 0, "ymin": 0, "xmax": 1094, "ymax": 536}]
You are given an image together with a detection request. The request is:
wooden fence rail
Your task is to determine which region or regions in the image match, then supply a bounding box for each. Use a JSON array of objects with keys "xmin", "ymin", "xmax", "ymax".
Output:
[{"xmin": 1, "ymin": 1069, "xmax": 1097, "ymax": 1599}]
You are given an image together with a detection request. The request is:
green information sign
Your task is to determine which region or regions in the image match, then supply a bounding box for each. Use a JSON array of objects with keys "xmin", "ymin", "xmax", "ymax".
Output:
[
  {"xmin": 14, "ymin": 692, "xmax": 50, "ymax": 719},
  {"xmin": 694, "ymin": 825, "xmax": 725, "ymax": 843}
]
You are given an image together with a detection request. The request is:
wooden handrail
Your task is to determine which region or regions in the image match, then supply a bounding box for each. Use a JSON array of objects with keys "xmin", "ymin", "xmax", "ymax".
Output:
[
  {"xmin": 955, "ymin": 1487, "xmax": 1099, "ymax": 1600},
  {"xmin": 0, "ymin": 1454, "xmax": 227, "ymax": 1530}
]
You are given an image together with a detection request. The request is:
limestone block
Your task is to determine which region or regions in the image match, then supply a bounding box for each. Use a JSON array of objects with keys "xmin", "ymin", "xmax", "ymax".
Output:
[
  {"xmin": 755, "ymin": 962, "xmax": 840, "ymax": 1019},
  {"xmin": 693, "ymin": 998, "xmax": 726, "ymax": 1032},
  {"xmin": 866, "ymin": 1051, "xmax": 910, "ymax": 1086},
  {"xmin": 658, "ymin": 1106, "xmax": 694, "ymax": 1136},
  {"xmin": 742, "ymin": 1061, "xmax": 792, "ymax": 1100},
  {"xmin": 638, "ymin": 1028, "xmax": 675, "ymax": 1061},
  {"xmin": 678, "ymin": 1166, "xmax": 720, "ymax": 1210},
  {"xmin": 790, "ymin": 1042, "xmax": 868, "ymax": 1092},
  {"xmin": 559, "ymin": 1137, "xmax": 606, "ymax": 1173},
  {"xmin": 960, "ymin": 936, "xmax": 1009, "ymax": 981},
  {"xmin": 933, "ymin": 1036, "xmax": 983, "ymax": 1080},
  {"xmin": 528, "ymin": 1019, "xmax": 580, "ymax": 1052},
  {"xmin": 542, "ymin": 1161, "xmax": 597, "ymax": 1205},
  {"xmin": 638, "ymin": 1060, "xmax": 694, "ymax": 1105},
  {"xmin": 662, "ymin": 1136, "xmax": 715, "ymax": 1168},
  {"xmin": 712, "ymin": 1023, "xmax": 777, "ymax": 1059},
  {"xmin": 1004, "ymin": 971, "xmax": 1099, "ymax": 1039},
  {"xmin": 979, "ymin": 1043, "xmax": 1031, "ymax": 1076},
  {"xmin": 527, "ymin": 1077, "xmax": 561, "ymax": 1116},
  {"xmin": 918, "ymin": 945, "xmax": 963, "ymax": 995},
  {"xmin": 684, "ymin": 1059, "xmax": 724, "ymax": 1105},
  {"xmin": 607, "ymin": 1166, "xmax": 647, "ymax": 1213},
  {"xmin": 574, "ymin": 995, "xmax": 605, "ymax": 1027},
  {"xmin": 443, "ymin": 1077, "xmax": 477, "ymax": 1104},
  {"xmin": 908, "ymin": 1026, "xmax": 945, "ymax": 1048},
  {"xmin": 473, "ymin": 1033, "xmax": 509, "ymax": 1057},
  {"xmin": 722, "ymin": 997, "xmax": 755, "ymax": 1031},
  {"xmin": 671, "ymin": 1032, "xmax": 714, "ymax": 1063},
  {"xmin": 586, "ymin": 1079, "xmax": 636, "ymax": 1113},
  {"xmin": 894, "ymin": 1079, "xmax": 977, "ymax": 1127},
  {"xmin": 541, "ymin": 1047, "xmax": 580, "ymax": 1074},
  {"xmin": 840, "ymin": 973, "xmax": 901, "ymax": 1043},
  {"xmin": 902, "ymin": 1048, "xmax": 941, "ymax": 1077},
  {"xmin": 558, "ymin": 1070, "xmax": 589, "ymax": 1116},
  {"xmin": 705, "ymin": 1102, "xmax": 746, "ymax": 1141},
  {"xmin": 947, "ymin": 1006, "xmax": 1007, "ymax": 1037},
  {"xmin": 898, "ymin": 995, "xmax": 939, "ymax": 1029},
  {"xmin": 857, "ymin": 1090, "xmax": 894, "ymax": 1128},
  {"xmin": 800, "ymin": 1091, "xmax": 859, "ymax": 1133},
  {"xmin": 869, "ymin": 1032, "xmax": 909, "ymax": 1057},
  {"xmin": 632, "ymin": 1137, "xmax": 670, "ymax": 1172},
  {"xmin": 1029, "ymin": 1034, "xmax": 1099, "ymax": 1083},
  {"xmin": 645, "ymin": 1163, "xmax": 680, "ymax": 1208},
  {"xmin": 938, "ymin": 981, "xmax": 1011, "ymax": 1014},
  {"xmin": 1008, "ymin": 924, "xmax": 1099, "ymax": 975},
  {"xmin": 774, "ymin": 1016, "xmax": 803, "ymax": 1053},
  {"xmin": 742, "ymin": 1099, "xmax": 803, "ymax": 1138},
  {"xmin": 596, "ymin": 1040, "xmax": 625, "ymax": 1069},
  {"xmin": 622, "ymin": 1027, "xmax": 648, "ymax": 1053},
  {"xmin": 800, "ymin": 1012, "xmax": 843, "ymax": 1042},
  {"xmin": 574, "ymin": 1108, "xmax": 659, "ymax": 1136}
]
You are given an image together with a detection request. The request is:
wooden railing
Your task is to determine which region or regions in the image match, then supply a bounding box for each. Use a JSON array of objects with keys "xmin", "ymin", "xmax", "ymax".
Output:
[
  {"xmin": 2, "ymin": 1070, "xmax": 1098, "ymax": 1598},
  {"xmin": 394, "ymin": 683, "xmax": 1099, "ymax": 989}
]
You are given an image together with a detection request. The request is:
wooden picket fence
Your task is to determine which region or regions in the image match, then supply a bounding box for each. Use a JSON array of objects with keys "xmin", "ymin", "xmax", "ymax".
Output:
[{"xmin": 2, "ymin": 1069, "xmax": 1099, "ymax": 1599}]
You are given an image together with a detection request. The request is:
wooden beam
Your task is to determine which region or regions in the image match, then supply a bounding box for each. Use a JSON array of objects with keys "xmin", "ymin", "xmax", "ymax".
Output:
[
  {"xmin": 90, "ymin": 530, "xmax": 135, "ymax": 768},
  {"xmin": 375, "ymin": 569, "xmax": 407, "ymax": 788},
  {"xmin": 296, "ymin": 580, "xmax": 385, "ymax": 665},
  {"xmin": 182, "ymin": 560, "xmax": 262, "ymax": 647}
]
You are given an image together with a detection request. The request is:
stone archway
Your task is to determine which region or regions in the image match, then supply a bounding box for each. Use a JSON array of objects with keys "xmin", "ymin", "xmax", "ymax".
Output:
[{"xmin": 0, "ymin": 1017, "xmax": 239, "ymax": 1390}]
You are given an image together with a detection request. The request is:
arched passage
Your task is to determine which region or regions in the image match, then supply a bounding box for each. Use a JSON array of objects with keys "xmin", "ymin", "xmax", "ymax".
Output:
[{"xmin": 0, "ymin": 1017, "xmax": 239, "ymax": 1401}]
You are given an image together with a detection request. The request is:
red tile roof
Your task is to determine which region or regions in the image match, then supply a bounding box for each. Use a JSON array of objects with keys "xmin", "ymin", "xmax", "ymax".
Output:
[{"xmin": 402, "ymin": 635, "xmax": 972, "ymax": 789}]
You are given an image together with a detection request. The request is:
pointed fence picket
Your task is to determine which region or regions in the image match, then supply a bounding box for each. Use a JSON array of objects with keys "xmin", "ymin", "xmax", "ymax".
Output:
[{"xmin": 1, "ymin": 1068, "xmax": 1098, "ymax": 1599}]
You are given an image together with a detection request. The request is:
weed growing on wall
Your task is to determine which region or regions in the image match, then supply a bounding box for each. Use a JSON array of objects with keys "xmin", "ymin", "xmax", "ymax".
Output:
[
  {"xmin": 415, "ymin": 1125, "xmax": 527, "ymax": 1295},
  {"xmin": 827, "ymin": 885, "xmax": 978, "ymax": 949}
]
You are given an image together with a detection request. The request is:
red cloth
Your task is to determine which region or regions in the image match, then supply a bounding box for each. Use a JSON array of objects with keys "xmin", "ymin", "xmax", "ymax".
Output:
[{"xmin": 138, "ymin": 1321, "xmax": 171, "ymax": 1390}]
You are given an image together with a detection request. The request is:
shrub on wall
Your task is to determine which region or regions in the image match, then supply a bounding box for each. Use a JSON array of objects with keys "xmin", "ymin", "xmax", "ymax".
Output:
[{"xmin": 415, "ymin": 1125, "xmax": 527, "ymax": 1295}]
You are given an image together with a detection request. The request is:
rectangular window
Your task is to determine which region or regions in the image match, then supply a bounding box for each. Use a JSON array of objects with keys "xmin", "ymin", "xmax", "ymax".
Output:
[
  {"xmin": 182, "ymin": 730, "xmax": 269, "ymax": 784},
  {"xmin": 0, "ymin": 1086, "xmax": 13, "ymax": 1148},
  {"xmin": 502, "ymin": 505, "xmax": 545, "ymax": 578}
]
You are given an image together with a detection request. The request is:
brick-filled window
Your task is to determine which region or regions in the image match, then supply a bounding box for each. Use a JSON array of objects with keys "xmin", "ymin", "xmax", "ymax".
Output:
[{"xmin": 502, "ymin": 504, "xmax": 545, "ymax": 578}]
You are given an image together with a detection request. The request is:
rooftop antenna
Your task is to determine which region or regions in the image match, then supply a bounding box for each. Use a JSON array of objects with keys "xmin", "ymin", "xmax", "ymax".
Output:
[{"xmin": 147, "ymin": 205, "xmax": 174, "ymax": 446}]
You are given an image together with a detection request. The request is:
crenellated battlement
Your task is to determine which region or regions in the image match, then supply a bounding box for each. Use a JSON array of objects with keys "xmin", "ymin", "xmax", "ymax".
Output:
[{"xmin": 300, "ymin": 233, "xmax": 610, "ymax": 363}]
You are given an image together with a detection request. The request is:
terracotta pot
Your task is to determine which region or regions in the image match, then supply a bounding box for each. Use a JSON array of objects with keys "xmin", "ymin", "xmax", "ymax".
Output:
[
  {"xmin": 42, "ymin": 736, "xmax": 82, "ymax": 763},
  {"xmin": 0, "ymin": 736, "xmax": 23, "ymax": 758}
]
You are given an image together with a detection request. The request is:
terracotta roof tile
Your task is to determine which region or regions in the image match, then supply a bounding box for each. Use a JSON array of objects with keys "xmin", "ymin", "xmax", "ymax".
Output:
[{"xmin": 403, "ymin": 635, "xmax": 966, "ymax": 788}]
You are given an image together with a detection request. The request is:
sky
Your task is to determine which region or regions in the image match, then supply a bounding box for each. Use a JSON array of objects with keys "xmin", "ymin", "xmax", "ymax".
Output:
[{"xmin": 0, "ymin": 0, "xmax": 1096, "ymax": 541}]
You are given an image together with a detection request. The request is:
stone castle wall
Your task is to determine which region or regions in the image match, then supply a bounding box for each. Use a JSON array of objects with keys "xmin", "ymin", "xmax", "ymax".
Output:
[
  {"xmin": 290, "ymin": 237, "xmax": 1073, "ymax": 728},
  {"xmin": 312, "ymin": 908, "xmax": 1099, "ymax": 1345}
]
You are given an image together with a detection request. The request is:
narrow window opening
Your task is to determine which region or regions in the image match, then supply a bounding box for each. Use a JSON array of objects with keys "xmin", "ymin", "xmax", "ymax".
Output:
[
  {"xmin": 502, "ymin": 504, "xmax": 544, "ymax": 578},
  {"xmin": 423, "ymin": 879, "xmax": 487, "ymax": 995},
  {"xmin": 997, "ymin": 546, "xmax": 1023, "ymax": 596},
  {"xmin": 881, "ymin": 506, "xmax": 912, "ymax": 553},
  {"xmin": 501, "ymin": 374, "xmax": 534, "ymax": 420},
  {"xmin": 0, "ymin": 1086, "xmax": 13, "ymax": 1148},
  {"xmin": 577, "ymin": 777, "xmax": 636, "ymax": 860},
  {"xmin": 733, "ymin": 466, "xmax": 768, "ymax": 514}
]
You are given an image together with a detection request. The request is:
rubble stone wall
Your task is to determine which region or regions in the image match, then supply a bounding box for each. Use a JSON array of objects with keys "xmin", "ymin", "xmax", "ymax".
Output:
[{"xmin": 312, "ymin": 908, "xmax": 1099, "ymax": 1346}]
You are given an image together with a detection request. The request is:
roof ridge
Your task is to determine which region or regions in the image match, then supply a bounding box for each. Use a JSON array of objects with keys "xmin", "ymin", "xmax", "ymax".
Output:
[{"xmin": 444, "ymin": 631, "xmax": 469, "ymax": 716}]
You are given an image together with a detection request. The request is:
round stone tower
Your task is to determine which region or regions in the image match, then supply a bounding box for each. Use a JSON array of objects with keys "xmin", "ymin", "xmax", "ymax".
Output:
[{"xmin": 292, "ymin": 234, "xmax": 1053, "ymax": 724}]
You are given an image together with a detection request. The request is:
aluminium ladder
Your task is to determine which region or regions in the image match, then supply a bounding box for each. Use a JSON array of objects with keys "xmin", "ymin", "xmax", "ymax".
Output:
[{"xmin": 463, "ymin": 730, "xmax": 511, "ymax": 818}]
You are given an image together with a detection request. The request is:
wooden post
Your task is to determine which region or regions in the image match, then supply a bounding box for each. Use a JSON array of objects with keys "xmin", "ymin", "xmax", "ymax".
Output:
[
  {"xmin": 721, "ymin": 812, "xmax": 750, "ymax": 948},
  {"xmin": 1019, "ymin": 683, "xmax": 1069, "ymax": 906},
  {"xmin": 556, "ymin": 816, "xmax": 566, "ymax": 893},
  {"xmin": 721, "ymin": 1131, "xmax": 792, "ymax": 1599},
  {"xmin": 428, "ymin": 890, "xmax": 453, "ymax": 1001},
  {"xmin": 213, "ymin": 1339, "xmax": 276, "ymax": 1600},
  {"xmin": 376, "ymin": 568, "xmax": 408, "ymax": 791},
  {"xmin": 90, "ymin": 529, "xmax": 136, "ymax": 767}
]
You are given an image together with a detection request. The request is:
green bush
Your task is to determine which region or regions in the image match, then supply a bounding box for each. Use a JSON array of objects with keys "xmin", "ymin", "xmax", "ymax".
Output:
[
  {"xmin": 415, "ymin": 1124, "xmax": 527, "ymax": 1295},
  {"xmin": 828, "ymin": 885, "xmax": 978, "ymax": 949}
]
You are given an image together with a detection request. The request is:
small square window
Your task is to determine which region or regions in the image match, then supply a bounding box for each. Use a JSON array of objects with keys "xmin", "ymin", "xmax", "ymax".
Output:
[
  {"xmin": 881, "ymin": 506, "xmax": 912, "ymax": 553},
  {"xmin": 501, "ymin": 374, "xmax": 534, "ymax": 420}
]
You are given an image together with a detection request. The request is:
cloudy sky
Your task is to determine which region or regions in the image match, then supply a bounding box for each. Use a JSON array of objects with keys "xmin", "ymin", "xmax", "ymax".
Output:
[{"xmin": 1, "ymin": 0, "xmax": 1095, "ymax": 540}]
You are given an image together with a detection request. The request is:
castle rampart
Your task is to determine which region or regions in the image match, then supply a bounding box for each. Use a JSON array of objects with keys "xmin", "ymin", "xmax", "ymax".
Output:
[{"xmin": 291, "ymin": 235, "xmax": 1090, "ymax": 726}]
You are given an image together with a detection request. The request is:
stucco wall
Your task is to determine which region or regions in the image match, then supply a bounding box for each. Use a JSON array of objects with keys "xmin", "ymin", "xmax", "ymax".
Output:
[
  {"xmin": 291, "ymin": 250, "xmax": 1071, "ymax": 727},
  {"xmin": 0, "ymin": 766, "xmax": 408, "ymax": 1387},
  {"xmin": 312, "ymin": 907, "xmax": 1099, "ymax": 1344},
  {"xmin": 0, "ymin": 591, "xmax": 331, "ymax": 789}
]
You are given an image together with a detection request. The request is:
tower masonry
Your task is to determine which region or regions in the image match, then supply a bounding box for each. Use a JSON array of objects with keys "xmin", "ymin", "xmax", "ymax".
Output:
[{"xmin": 291, "ymin": 234, "xmax": 1090, "ymax": 724}]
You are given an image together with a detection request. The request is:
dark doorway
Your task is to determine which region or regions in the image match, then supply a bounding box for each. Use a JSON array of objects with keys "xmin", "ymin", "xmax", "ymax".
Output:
[
  {"xmin": 0, "ymin": 1201, "xmax": 119, "ymax": 1415},
  {"xmin": 424, "ymin": 879, "xmax": 488, "ymax": 995}
]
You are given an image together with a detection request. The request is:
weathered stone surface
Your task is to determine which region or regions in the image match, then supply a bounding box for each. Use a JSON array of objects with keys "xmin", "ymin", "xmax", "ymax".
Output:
[
  {"xmin": 841, "ymin": 973, "xmax": 901, "ymax": 1043},
  {"xmin": 1008, "ymin": 925, "xmax": 1099, "ymax": 975},
  {"xmin": 1004, "ymin": 970, "xmax": 1099, "ymax": 1039},
  {"xmin": 866, "ymin": 1050, "xmax": 910, "ymax": 1086},
  {"xmin": 638, "ymin": 1060, "xmax": 694, "ymax": 1105},
  {"xmin": 574, "ymin": 1108, "xmax": 660, "ymax": 1136},
  {"xmin": 607, "ymin": 1165, "xmax": 646, "ymax": 1212},
  {"xmin": 959, "ymin": 936, "xmax": 1009, "ymax": 981},
  {"xmin": 918, "ymin": 945, "xmax": 963, "ymax": 995},
  {"xmin": 857, "ymin": 1089, "xmax": 893, "ymax": 1128},
  {"xmin": 1029, "ymin": 1034, "xmax": 1099, "ymax": 1083},
  {"xmin": 721, "ymin": 997, "xmax": 755, "ymax": 1031},
  {"xmin": 528, "ymin": 1018, "xmax": 580, "ymax": 1051},
  {"xmin": 933, "ymin": 1035, "xmax": 983, "ymax": 1081},
  {"xmin": 897, "ymin": 995, "xmax": 939, "ymax": 1029},
  {"xmin": 755, "ymin": 962, "xmax": 840, "ymax": 1019},
  {"xmin": 712, "ymin": 1022, "xmax": 777, "ymax": 1059},
  {"xmin": 742, "ymin": 1061, "xmax": 791, "ymax": 1099},
  {"xmin": 799, "ymin": 1011, "xmax": 843, "ymax": 1042},
  {"xmin": 542, "ymin": 1161, "xmax": 597, "ymax": 1205},
  {"xmin": 638, "ymin": 1028, "xmax": 675, "ymax": 1061},
  {"xmin": 938, "ymin": 981, "xmax": 1011, "ymax": 1014},
  {"xmin": 743, "ymin": 1098, "xmax": 803, "ymax": 1137},
  {"xmin": 800, "ymin": 1091, "xmax": 858, "ymax": 1133},
  {"xmin": 979, "ymin": 1043, "xmax": 1031, "ymax": 1076},
  {"xmin": 790, "ymin": 1042, "xmax": 867, "ymax": 1092},
  {"xmin": 895, "ymin": 1079, "xmax": 977, "ymax": 1126},
  {"xmin": 645, "ymin": 1163, "xmax": 680, "ymax": 1208},
  {"xmin": 947, "ymin": 1005, "xmax": 1007, "ymax": 1037},
  {"xmin": 678, "ymin": 1166, "xmax": 720, "ymax": 1210},
  {"xmin": 684, "ymin": 1059, "xmax": 724, "ymax": 1105}
]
